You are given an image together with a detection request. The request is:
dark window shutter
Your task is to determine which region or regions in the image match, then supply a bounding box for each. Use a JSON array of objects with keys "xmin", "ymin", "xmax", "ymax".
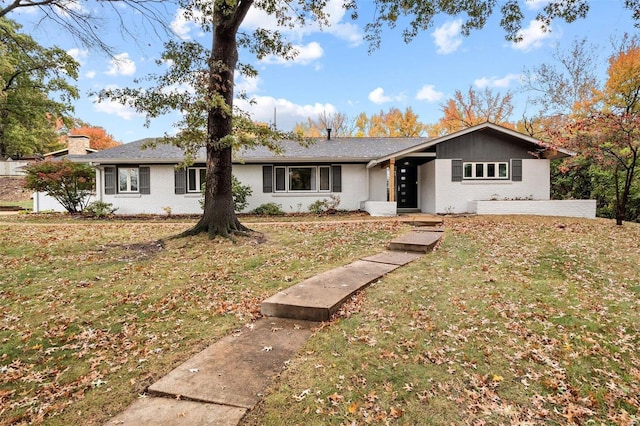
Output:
[
  {"xmin": 332, "ymin": 165, "xmax": 342, "ymax": 192},
  {"xmin": 139, "ymin": 167, "xmax": 150, "ymax": 194},
  {"xmin": 104, "ymin": 167, "xmax": 116, "ymax": 194},
  {"xmin": 451, "ymin": 159, "xmax": 463, "ymax": 182},
  {"xmin": 263, "ymin": 165, "xmax": 273, "ymax": 193},
  {"xmin": 512, "ymin": 159, "xmax": 522, "ymax": 181},
  {"xmin": 174, "ymin": 168, "xmax": 186, "ymax": 194}
]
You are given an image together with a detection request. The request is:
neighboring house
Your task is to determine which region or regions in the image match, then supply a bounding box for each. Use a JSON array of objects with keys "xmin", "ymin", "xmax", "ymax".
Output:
[{"xmin": 37, "ymin": 123, "xmax": 596, "ymax": 218}]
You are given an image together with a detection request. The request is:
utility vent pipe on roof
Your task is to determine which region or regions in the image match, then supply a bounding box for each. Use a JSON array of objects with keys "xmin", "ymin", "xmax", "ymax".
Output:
[{"xmin": 327, "ymin": 128, "xmax": 332, "ymax": 140}]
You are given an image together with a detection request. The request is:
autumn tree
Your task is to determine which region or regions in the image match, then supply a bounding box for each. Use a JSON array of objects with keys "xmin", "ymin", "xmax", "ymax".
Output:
[
  {"xmin": 427, "ymin": 87, "xmax": 514, "ymax": 136},
  {"xmin": 0, "ymin": 18, "xmax": 78, "ymax": 158},
  {"xmin": 70, "ymin": 124, "xmax": 122, "ymax": 150},
  {"xmin": 566, "ymin": 35, "xmax": 640, "ymax": 225},
  {"xmin": 354, "ymin": 107, "xmax": 425, "ymax": 137},
  {"xmin": 294, "ymin": 111, "xmax": 352, "ymax": 137}
]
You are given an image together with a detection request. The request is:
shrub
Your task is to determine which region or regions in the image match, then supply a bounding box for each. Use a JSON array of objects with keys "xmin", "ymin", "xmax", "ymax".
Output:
[
  {"xmin": 84, "ymin": 201, "xmax": 118, "ymax": 218},
  {"xmin": 251, "ymin": 202, "xmax": 285, "ymax": 216},
  {"xmin": 23, "ymin": 159, "xmax": 95, "ymax": 213},
  {"xmin": 308, "ymin": 195, "xmax": 341, "ymax": 215},
  {"xmin": 200, "ymin": 175, "xmax": 253, "ymax": 212}
]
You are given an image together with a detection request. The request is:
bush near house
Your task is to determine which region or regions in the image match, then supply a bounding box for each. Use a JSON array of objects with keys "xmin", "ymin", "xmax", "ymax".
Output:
[{"xmin": 23, "ymin": 159, "xmax": 95, "ymax": 213}]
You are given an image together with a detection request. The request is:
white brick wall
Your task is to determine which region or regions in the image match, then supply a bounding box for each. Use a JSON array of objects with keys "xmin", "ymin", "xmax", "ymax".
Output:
[
  {"xmin": 432, "ymin": 159, "xmax": 550, "ymax": 214},
  {"xmin": 470, "ymin": 200, "xmax": 596, "ymax": 218}
]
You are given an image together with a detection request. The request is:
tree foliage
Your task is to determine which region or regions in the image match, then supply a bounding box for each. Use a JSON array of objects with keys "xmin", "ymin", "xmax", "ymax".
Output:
[
  {"xmin": 23, "ymin": 159, "xmax": 95, "ymax": 213},
  {"xmin": 564, "ymin": 35, "xmax": 640, "ymax": 225},
  {"xmin": 70, "ymin": 124, "xmax": 122, "ymax": 150},
  {"xmin": 293, "ymin": 111, "xmax": 352, "ymax": 138},
  {"xmin": 427, "ymin": 87, "xmax": 514, "ymax": 136},
  {"xmin": 0, "ymin": 18, "xmax": 79, "ymax": 158},
  {"xmin": 355, "ymin": 107, "xmax": 425, "ymax": 137}
]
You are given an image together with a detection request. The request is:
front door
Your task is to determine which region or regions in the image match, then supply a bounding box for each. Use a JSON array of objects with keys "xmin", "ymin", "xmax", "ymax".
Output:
[{"xmin": 396, "ymin": 162, "xmax": 418, "ymax": 209}]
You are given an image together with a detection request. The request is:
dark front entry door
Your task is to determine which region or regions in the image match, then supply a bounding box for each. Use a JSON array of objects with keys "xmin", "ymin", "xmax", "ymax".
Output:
[{"xmin": 396, "ymin": 162, "xmax": 418, "ymax": 209}]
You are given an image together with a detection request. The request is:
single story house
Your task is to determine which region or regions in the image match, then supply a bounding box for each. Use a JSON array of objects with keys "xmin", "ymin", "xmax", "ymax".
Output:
[{"xmin": 35, "ymin": 123, "xmax": 596, "ymax": 218}]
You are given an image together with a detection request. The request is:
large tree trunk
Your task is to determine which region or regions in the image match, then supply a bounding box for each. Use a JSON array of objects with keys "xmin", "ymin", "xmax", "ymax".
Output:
[{"xmin": 180, "ymin": 1, "xmax": 253, "ymax": 238}]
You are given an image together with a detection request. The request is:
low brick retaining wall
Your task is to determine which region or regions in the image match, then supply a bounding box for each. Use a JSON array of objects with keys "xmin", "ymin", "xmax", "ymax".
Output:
[{"xmin": 468, "ymin": 199, "xmax": 596, "ymax": 219}]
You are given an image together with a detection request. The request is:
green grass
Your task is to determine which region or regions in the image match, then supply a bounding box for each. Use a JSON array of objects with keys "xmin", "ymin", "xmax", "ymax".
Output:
[
  {"xmin": 241, "ymin": 216, "xmax": 640, "ymax": 426},
  {"xmin": 0, "ymin": 200, "xmax": 31, "ymax": 210},
  {"xmin": 0, "ymin": 216, "xmax": 409, "ymax": 425},
  {"xmin": 1, "ymin": 215, "xmax": 639, "ymax": 425}
]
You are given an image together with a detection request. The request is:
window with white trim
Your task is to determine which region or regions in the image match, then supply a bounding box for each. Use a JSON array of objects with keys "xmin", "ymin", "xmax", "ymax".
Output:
[
  {"xmin": 463, "ymin": 162, "xmax": 508, "ymax": 179},
  {"xmin": 272, "ymin": 166, "xmax": 335, "ymax": 192},
  {"xmin": 187, "ymin": 167, "xmax": 206, "ymax": 192},
  {"xmin": 118, "ymin": 167, "xmax": 139, "ymax": 192}
]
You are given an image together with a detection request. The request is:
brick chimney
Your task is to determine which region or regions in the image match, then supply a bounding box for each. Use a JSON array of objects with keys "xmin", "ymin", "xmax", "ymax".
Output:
[{"xmin": 67, "ymin": 135, "xmax": 90, "ymax": 155}]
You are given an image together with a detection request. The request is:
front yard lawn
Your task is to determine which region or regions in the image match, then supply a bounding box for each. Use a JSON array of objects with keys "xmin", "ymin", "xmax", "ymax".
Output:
[{"xmin": 1, "ymin": 215, "xmax": 638, "ymax": 425}]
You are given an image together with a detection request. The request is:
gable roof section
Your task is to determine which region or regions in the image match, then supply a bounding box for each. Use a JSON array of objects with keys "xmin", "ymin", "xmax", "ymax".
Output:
[{"xmin": 367, "ymin": 122, "xmax": 573, "ymax": 168}]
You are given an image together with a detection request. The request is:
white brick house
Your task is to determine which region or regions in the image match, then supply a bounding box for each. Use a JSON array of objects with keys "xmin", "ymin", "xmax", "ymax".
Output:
[{"xmin": 36, "ymin": 123, "xmax": 595, "ymax": 218}]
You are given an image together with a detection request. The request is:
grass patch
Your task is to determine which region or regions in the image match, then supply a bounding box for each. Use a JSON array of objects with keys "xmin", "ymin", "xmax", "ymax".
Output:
[
  {"xmin": 0, "ymin": 217, "xmax": 408, "ymax": 425},
  {"xmin": 242, "ymin": 216, "xmax": 640, "ymax": 425}
]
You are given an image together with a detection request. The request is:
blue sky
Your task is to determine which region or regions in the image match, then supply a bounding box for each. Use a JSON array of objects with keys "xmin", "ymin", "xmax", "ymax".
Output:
[{"xmin": 11, "ymin": 0, "xmax": 638, "ymax": 143}]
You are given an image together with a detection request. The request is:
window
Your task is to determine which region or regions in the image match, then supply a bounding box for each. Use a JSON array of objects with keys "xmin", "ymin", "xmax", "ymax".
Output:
[
  {"xmin": 275, "ymin": 167, "xmax": 286, "ymax": 192},
  {"xmin": 319, "ymin": 166, "xmax": 330, "ymax": 191},
  {"xmin": 463, "ymin": 162, "xmax": 509, "ymax": 180},
  {"xmin": 267, "ymin": 165, "xmax": 341, "ymax": 193},
  {"xmin": 106, "ymin": 166, "xmax": 149, "ymax": 194},
  {"xmin": 289, "ymin": 167, "xmax": 315, "ymax": 191},
  {"xmin": 119, "ymin": 167, "xmax": 139, "ymax": 192},
  {"xmin": 187, "ymin": 167, "xmax": 206, "ymax": 192}
]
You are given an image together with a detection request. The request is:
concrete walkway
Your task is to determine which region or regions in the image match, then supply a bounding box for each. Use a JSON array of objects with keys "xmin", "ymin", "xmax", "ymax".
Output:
[{"xmin": 108, "ymin": 218, "xmax": 443, "ymax": 425}]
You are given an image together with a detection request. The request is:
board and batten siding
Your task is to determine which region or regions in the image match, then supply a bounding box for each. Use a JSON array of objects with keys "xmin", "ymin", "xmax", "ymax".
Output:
[{"xmin": 436, "ymin": 130, "xmax": 538, "ymax": 161}]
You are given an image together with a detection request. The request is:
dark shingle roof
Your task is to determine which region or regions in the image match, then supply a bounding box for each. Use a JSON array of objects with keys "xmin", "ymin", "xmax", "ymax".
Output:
[{"xmin": 70, "ymin": 137, "xmax": 429, "ymax": 164}]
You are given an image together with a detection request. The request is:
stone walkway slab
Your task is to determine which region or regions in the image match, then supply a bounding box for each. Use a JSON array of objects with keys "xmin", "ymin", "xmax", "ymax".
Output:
[
  {"xmin": 261, "ymin": 260, "xmax": 399, "ymax": 321},
  {"xmin": 107, "ymin": 397, "xmax": 246, "ymax": 426},
  {"xmin": 388, "ymin": 231, "xmax": 442, "ymax": 253},
  {"xmin": 361, "ymin": 250, "xmax": 423, "ymax": 266},
  {"xmin": 148, "ymin": 318, "xmax": 318, "ymax": 409}
]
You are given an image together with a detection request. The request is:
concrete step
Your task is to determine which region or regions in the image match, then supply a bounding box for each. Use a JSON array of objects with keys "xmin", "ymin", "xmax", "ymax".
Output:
[
  {"xmin": 261, "ymin": 260, "xmax": 401, "ymax": 322},
  {"xmin": 388, "ymin": 231, "xmax": 442, "ymax": 253}
]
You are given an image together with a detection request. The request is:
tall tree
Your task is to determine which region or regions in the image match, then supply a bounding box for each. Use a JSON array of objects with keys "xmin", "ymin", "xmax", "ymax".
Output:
[
  {"xmin": 428, "ymin": 86, "xmax": 515, "ymax": 136},
  {"xmin": 69, "ymin": 124, "xmax": 122, "ymax": 150},
  {"xmin": 0, "ymin": 18, "xmax": 79, "ymax": 158},
  {"xmin": 352, "ymin": 107, "xmax": 425, "ymax": 137},
  {"xmin": 13, "ymin": 0, "xmax": 639, "ymax": 237},
  {"xmin": 294, "ymin": 111, "xmax": 352, "ymax": 137},
  {"xmin": 566, "ymin": 35, "xmax": 640, "ymax": 225}
]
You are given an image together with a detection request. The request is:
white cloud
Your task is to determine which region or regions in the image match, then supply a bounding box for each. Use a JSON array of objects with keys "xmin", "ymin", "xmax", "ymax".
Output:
[
  {"xmin": 242, "ymin": 0, "xmax": 362, "ymax": 47},
  {"xmin": 416, "ymin": 85, "xmax": 444, "ymax": 102},
  {"xmin": 106, "ymin": 53, "xmax": 136, "ymax": 76},
  {"xmin": 170, "ymin": 7, "xmax": 203, "ymax": 40},
  {"xmin": 67, "ymin": 48, "xmax": 89, "ymax": 63},
  {"xmin": 93, "ymin": 99, "xmax": 140, "ymax": 120},
  {"xmin": 235, "ymin": 72, "xmax": 261, "ymax": 94},
  {"xmin": 235, "ymin": 96, "xmax": 336, "ymax": 130},
  {"xmin": 511, "ymin": 20, "xmax": 552, "ymax": 51},
  {"xmin": 84, "ymin": 70, "xmax": 96, "ymax": 79},
  {"xmin": 432, "ymin": 20, "xmax": 463, "ymax": 54},
  {"xmin": 474, "ymin": 73, "xmax": 523, "ymax": 88},
  {"xmin": 368, "ymin": 87, "xmax": 405, "ymax": 105},
  {"xmin": 525, "ymin": 0, "xmax": 550, "ymax": 10},
  {"xmin": 262, "ymin": 42, "xmax": 324, "ymax": 66},
  {"xmin": 368, "ymin": 87, "xmax": 391, "ymax": 104}
]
